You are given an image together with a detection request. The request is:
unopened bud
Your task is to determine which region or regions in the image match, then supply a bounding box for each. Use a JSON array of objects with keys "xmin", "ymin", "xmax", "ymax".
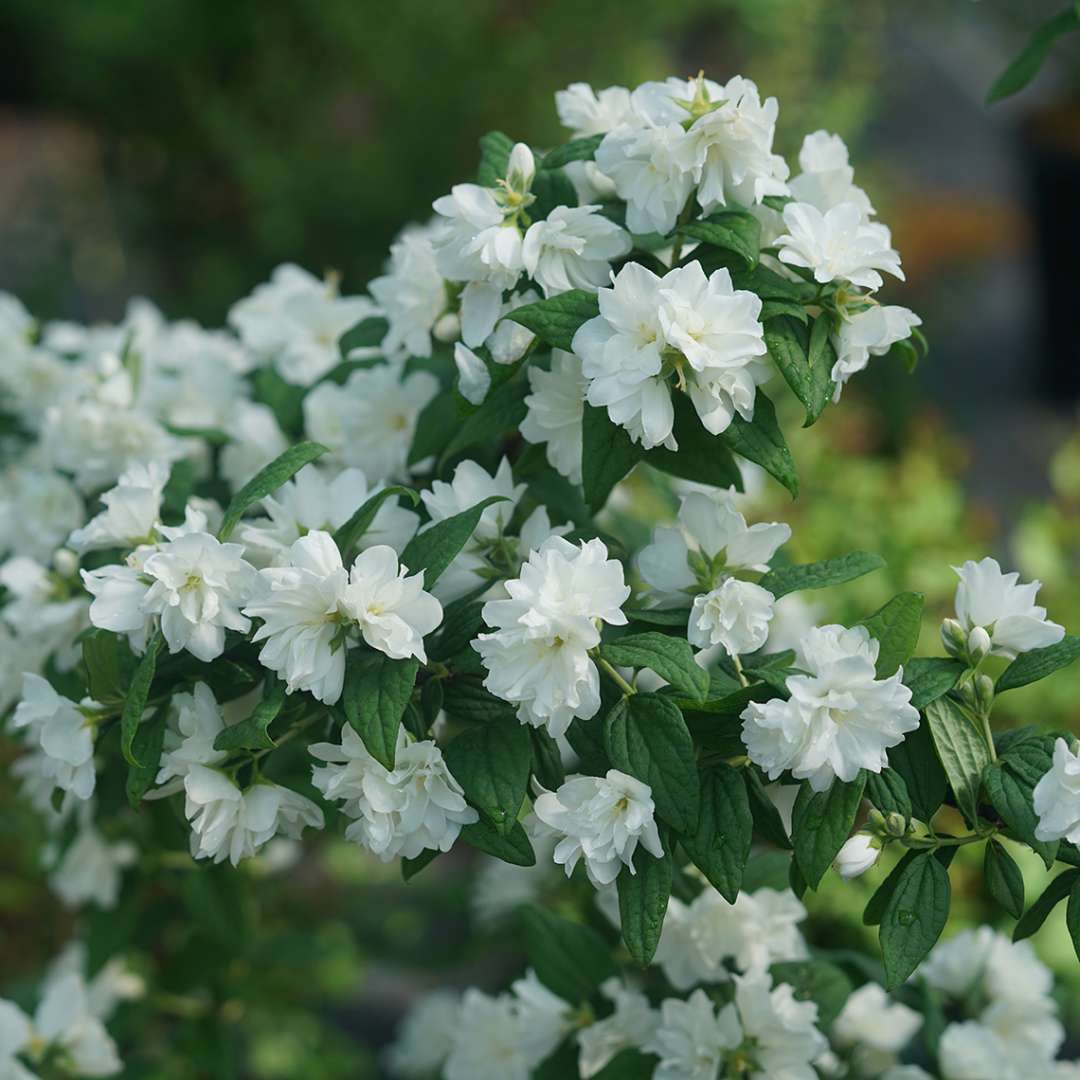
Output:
[
  {"xmin": 52, "ymin": 548, "xmax": 79, "ymax": 578},
  {"xmin": 433, "ymin": 312, "xmax": 461, "ymax": 343},
  {"xmin": 884, "ymin": 812, "xmax": 909, "ymax": 838},
  {"xmin": 973, "ymin": 673, "xmax": 995, "ymax": 714},
  {"xmin": 834, "ymin": 833, "xmax": 881, "ymax": 879},
  {"xmin": 940, "ymin": 618, "xmax": 967, "ymax": 658},
  {"xmin": 505, "ymin": 143, "xmax": 536, "ymax": 195},
  {"xmin": 967, "ymin": 625, "xmax": 992, "ymax": 664}
]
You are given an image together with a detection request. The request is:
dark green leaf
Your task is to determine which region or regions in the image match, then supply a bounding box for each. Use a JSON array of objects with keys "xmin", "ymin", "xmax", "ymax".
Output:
[
  {"xmin": 581, "ymin": 404, "xmax": 642, "ymax": 511},
  {"xmin": 440, "ymin": 370, "xmax": 530, "ymax": 464},
  {"xmin": 617, "ymin": 842, "xmax": 673, "ymax": 965},
  {"xmin": 445, "ymin": 716, "xmax": 532, "ymax": 834},
  {"xmin": 984, "ymin": 754, "xmax": 1058, "ymax": 868},
  {"xmin": 759, "ymin": 551, "xmax": 885, "ymax": 599},
  {"xmin": 880, "ymin": 851, "xmax": 951, "ymax": 989},
  {"xmin": 1067, "ymin": 877, "xmax": 1080, "ymax": 963},
  {"xmin": 985, "ymin": 839, "xmax": 1025, "ymax": 919},
  {"xmin": 213, "ymin": 679, "xmax": 287, "ymax": 753},
  {"xmin": 903, "ymin": 658, "xmax": 965, "ymax": 710},
  {"xmin": 770, "ymin": 959, "xmax": 853, "ymax": 1030},
  {"xmin": 864, "ymin": 850, "xmax": 918, "ymax": 926},
  {"xmin": 718, "ymin": 390, "xmax": 798, "ymax": 497},
  {"xmin": 218, "ymin": 441, "xmax": 328, "ymax": 540},
  {"xmin": 541, "ymin": 133, "xmax": 604, "ymax": 169},
  {"xmin": 860, "ymin": 592, "xmax": 925, "ymax": 677},
  {"xmin": 731, "ymin": 264, "xmax": 805, "ymax": 301},
  {"xmin": 332, "ymin": 485, "xmax": 420, "ymax": 558},
  {"xmin": 604, "ymin": 694, "xmax": 700, "ymax": 833},
  {"xmin": 765, "ymin": 315, "xmax": 833, "ymax": 426},
  {"xmin": 477, "ymin": 130, "xmax": 514, "ymax": 186},
  {"xmin": 460, "ymin": 818, "xmax": 536, "ymax": 866},
  {"xmin": 682, "ymin": 764, "xmax": 753, "ymax": 902},
  {"xmin": 987, "ymin": 8, "xmax": 1080, "ymax": 104},
  {"xmin": 338, "ymin": 315, "xmax": 389, "ymax": 357},
  {"xmin": 866, "ymin": 769, "xmax": 913, "ymax": 822},
  {"xmin": 400, "ymin": 495, "xmax": 508, "ymax": 586},
  {"xmin": 126, "ymin": 707, "xmax": 166, "ymax": 807},
  {"xmin": 924, "ymin": 697, "xmax": 991, "ymax": 826},
  {"xmin": 441, "ymin": 678, "xmax": 518, "ymax": 725},
  {"xmin": 600, "ymin": 633, "xmax": 708, "ymax": 702},
  {"xmin": 521, "ymin": 905, "xmax": 617, "ymax": 1002},
  {"xmin": 530, "ymin": 728, "xmax": 566, "ymax": 790},
  {"xmin": 644, "ymin": 393, "xmax": 744, "ymax": 489},
  {"xmin": 504, "ymin": 289, "xmax": 599, "ymax": 352},
  {"xmin": 887, "ymin": 721, "xmax": 947, "ymax": 822},
  {"xmin": 82, "ymin": 629, "xmax": 135, "ymax": 706},
  {"xmin": 996, "ymin": 635, "xmax": 1080, "ymax": 693},
  {"xmin": 591, "ymin": 1050, "xmax": 657, "ymax": 1080},
  {"xmin": 792, "ymin": 773, "xmax": 867, "ymax": 889},
  {"xmin": 407, "ymin": 393, "xmax": 459, "ymax": 467},
  {"xmin": 679, "ymin": 208, "xmax": 760, "ymax": 270},
  {"xmin": 401, "ymin": 849, "xmax": 440, "ymax": 882},
  {"xmin": 120, "ymin": 631, "xmax": 163, "ymax": 767},
  {"xmin": 341, "ymin": 651, "xmax": 419, "ymax": 770},
  {"xmin": 745, "ymin": 770, "xmax": 793, "ymax": 849},
  {"xmin": 1014, "ymin": 869, "xmax": 1080, "ymax": 942},
  {"xmin": 566, "ymin": 716, "xmax": 610, "ymax": 777}
]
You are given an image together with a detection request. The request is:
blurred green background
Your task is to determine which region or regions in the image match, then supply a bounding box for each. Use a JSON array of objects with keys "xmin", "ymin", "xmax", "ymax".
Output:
[{"xmin": 1, "ymin": 1, "xmax": 1079, "ymax": 1076}]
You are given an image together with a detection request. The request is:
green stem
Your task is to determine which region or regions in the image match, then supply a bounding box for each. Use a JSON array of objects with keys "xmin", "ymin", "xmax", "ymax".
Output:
[
  {"xmin": 905, "ymin": 829, "xmax": 995, "ymax": 851},
  {"xmin": 981, "ymin": 710, "xmax": 998, "ymax": 763},
  {"xmin": 731, "ymin": 654, "xmax": 749, "ymax": 688},
  {"xmin": 597, "ymin": 657, "xmax": 636, "ymax": 697}
]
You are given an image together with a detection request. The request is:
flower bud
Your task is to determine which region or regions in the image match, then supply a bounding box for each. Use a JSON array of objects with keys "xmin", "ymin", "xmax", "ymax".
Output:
[
  {"xmin": 973, "ymin": 672, "xmax": 995, "ymax": 715},
  {"xmin": 966, "ymin": 625, "xmax": 992, "ymax": 664},
  {"xmin": 833, "ymin": 832, "xmax": 881, "ymax": 879},
  {"xmin": 884, "ymin": 812, "xmax": 909, "ymax": 838},
  {"xmin": 506, "ymin": 143, "xmax": 536, "ymax": 196},
  {"xmin": 433, "ymin": 312, "xmax": 461, "ymax": 342},
  {"xmin": 52, "ymin": 548, "xmax": 80, "ymax": 578},
  {"xmin": 940, "ymin": 618, "xmax": 967, "ymax": 658}
]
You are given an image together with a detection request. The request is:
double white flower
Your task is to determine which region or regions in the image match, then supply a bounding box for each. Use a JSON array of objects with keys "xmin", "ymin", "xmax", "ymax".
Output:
[
  {"xmin": 572, "ymin": 261, "xmax": 768, "ymax": 451},
  {"xmin": 473, "ymin": 536, "xmax": 630, "ymax": 738},
  {"xmin": 741, "ymin": 623, "xmax": 919, "ymax": 791},
  {"xmin": 243, "ymin": 531, "xmax": 442, "ymax": 705}
]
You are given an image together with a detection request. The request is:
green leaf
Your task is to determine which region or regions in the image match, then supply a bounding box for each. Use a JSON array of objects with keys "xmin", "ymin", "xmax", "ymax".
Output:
[
  {"xmin": 581, "ymin": 403, "xmax": 643, "ymax": 511},
  {"xmin": 744, "ymin": 770, "xmax": 793, "ymax": 849},
  {"xmin": 924, "ymin": 697, "xmax": 992, "ymax": 826},
  {"xmin": 996, "ymin": 635, "xmax": 1080, "ymax": 693},
  {"xmin": 401, "ymin": 849, "xmax": 440, "ymax": 882},
  {"xmin": 82, "ymin": 629, "xmax": 135, "ymax": 705},
  {"xmin": 332, "ymin": 485, "xmax": 420, "ymax": 559},
  {"xmin": 985, "ymin": 839, "xmax": 1025, "ymax": 919},
  {"xmin": 731, "ymin": 264, "xmax": 806, "ymax": 301},
  {"xmin": 903, "ymin": 657, "xmax": 965, "ymax": 710},
  {"xmin": 770, "ymin": 959, "xmax": 853, "ymax": 1030},
  {"xmin": 1014, "ymin": 869, "xmax": 1080, "ymax": 942},
  {"xmin": 865, "ymin": 769, "xmax": 913, "ymax": 822},
  {"xmin": 604, "ymin": 694, "xmax": 700, "ymax": 833},
  {"xmin": 759, "ymin": 551, "xmax": 885, "ymax": 600},
  {"xmin": 617, "ymin": 842, "xmax": 673, "ymax": 966},
  {"xmin": 126, "ymin": 707, "xmax": 166, "ymax": 807},
  {"xmin": 400, "ymin": 495, "xmax": 508, "ymax": 586},
  {"xmin": 880, "ymin": 851, "xmax": 951, "ymax": 990},
  {"xmin": 590, "ymin": 1050, "xmax": 657, "ymax": 1080},
  {"xmin": 679, "ymin": 208, "xmax": 760, "ymax": 270},
  {"xmin": 253, "ymin": 366, "xmax": 304, "ymax": 436},
  {"xmin": 864, "ymin": 850, "xmax": 918, "ymax": 926},
  {"xmin": 521, "ymin": 905, "xmax": 618, "ymax": 1003},
  {"xmin": 429, "ymin": 597, "xmax": 487, "ymax": 663},
  {"xmin": 1067, "ymin": 877, "xmax": 1080, "ymax": 964},
  {"xmin": 445, "ymin": 715, "xmax": 532, "ymax": 834},
  {"xmin": 338, "ymin": 315, "xmax": 389, "ymax": 358},
  {"xmin": 682, "ymin": 764, "xmax": 753, "ymax": 902},
  {"xmin": 541, "ymin": 133, "xmax": 604, "ymax": 169},
  {"xmin": 760, "ymin": 299, "xmax": 808, "ymax": 323},
  {"xmin": 718, "ymin": 390, "xmax": 798, "ymax": 497},
  {"xmin": 504, "ymin": 288, "xmax": 600, "ymax": 352},
  {"xmin": 765, "ymin": 315, "xmax": 833, "ymax": 427},
  {"xmin": 623, "ymin": 607, "xmax": 695, "ymax": 629},
  {"xmin": 407, "ymin": 393, "xmax": 459, "ymax": 467},
  {"xmin": 792, "ymin": 773, "xmax": 867, "ymax": 889},
  {"xmin": 643, "ymin": 393, "xmax": 743, "ymax": 490},
  {"xmin": 984, "ymin": 753, "xmax": 1058, "ymax": 868},
  {"xmin": 441, "ymin": 678, "xmax": 518, "ymax": 725},
  {"xmin": 477, "ymin": 130, "xmax": 514, "ymax": 186},
  {"xmin": 530, "ymin": 728, "xmax": 566, "ymax": 790},
  {"xmin": 341, "ymin": 651, "xmax": 419, "ymax": 770},
  {"xmin": 213, "ymin": 678, "xmax": 287, "ymax": 753},
  {"xmin": 218, "ymin": 441, "xmax": 328, "ymax": 540},
  {"xmin": 531, "ymin": 167, "xmax": 577, "ymax": 221},
  {"xmin": 440, "ymin": 369, "xmax": 531, "ymax": 464},
  {"xmin": 566, "ymin": 716, "xmax": 610, "ymax": 777},
  {"xmin": 120, "ymin": 631, "xmax": 164, "ymax": 767},
  {"xmin": 987, "ymin": 8, "xmax": 1080, "ymax": 104},
  {"xmin": 887, "ymin": 721, "xmax": 947, "ymax": 822},
  {"xmin": 860, "ymin": 592, "xmax": 925, "ymax": 676},
  {"xmin": 460, "ymin": 818, "xmax": 536, "ymax": 865},
  {"xmin": 600, "ymin": 633, "xmax": 708, "ymax": 702}
]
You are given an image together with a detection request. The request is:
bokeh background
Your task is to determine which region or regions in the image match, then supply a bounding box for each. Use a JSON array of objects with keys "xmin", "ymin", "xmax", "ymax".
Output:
[{"xmin": 1, "ymin": 1, "xmax": 1079, "ymax": 1076}]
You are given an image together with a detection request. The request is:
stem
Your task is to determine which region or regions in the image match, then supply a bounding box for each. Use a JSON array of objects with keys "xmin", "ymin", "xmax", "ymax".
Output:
[
  {"xmin": 905, "ymin": 829, "xmax": 995, "ymax": 851},
  {"xmin": 981, "ymin": 710, "xmax": 998, "ymax": 763},
  {"xmin": 597, "ymin": 657, "xmax": 636, "ymax": 697},
  {"xmin": 731, "ymin": 654, "xmax": 749, "ymax": 688}
]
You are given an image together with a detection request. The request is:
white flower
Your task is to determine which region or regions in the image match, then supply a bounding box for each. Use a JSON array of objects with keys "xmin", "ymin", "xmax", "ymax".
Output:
[
  {"xmin": 831, "ymin": 305, "xmax": 922, "ymax": 401},
  {"xmin": 952, "ymin": 557, "xmax": 1064, "ymax": 659},
  {"xmin": 555, "ymin": 82, "xmax": 636, "ymax": 137},
  {"xmin": 0, "ymin": 466, "xmax": 84, "ymax": 561},
  {"xmin": 833, "ymin": 982, "xmax": 922, "ymax": 1076},
  {"xmin": 155, "ymin": 682, "xmax": 228, "ymax": 787},
  {"xmin": 734, "ymin": 971, "xmax": 827, "ymax": 1080},
  {"xmin": 236, "ymin": 464, "xmax": 419, "ymax": 568},
  {"xmin": 595, "ymin": 122, "xmax": 697, "ymax": 235},
  {"xmin": 689, "ymin": 578, "xmax": 775, "ymax": 655},
  {"xmin": 474, "ymin": 536, "xmax": 629, "ymax": 738},
  {"xmin": 742, "ymin": 623, "xmax": 919, "ymax": 791},
  {"xmin": 521, "ymin": 349, "xmax": 586, "ymax": 484},
  {"xmin": 0, "ymin": 557, "xmax": 87, "ymax": 667},
  {"xmin": 443, "ymin": 990, "xmax": 535, "ymax": 1080},
  {"xmin": 1034, "ymin": 737, "xmax": 1080, "ymax": 844},
  {"xmin": 646, "ymin": 987, "xmax": 742, "ymax": 1080},
  {"xmin": 509, "ymin": 969, "xmax": 575, "ymax": 1064},
  {"xmin": 470, "ymin": 829, "xmax": 557, "ymax": 927},
  {"xmin": 453, "ymin": 342, "xmax": 491, "ymax": 405},
  {"xmin": 656, "ymin": 887, "xmax": 807, "ymax": 990},
  {"xmin": 311, "ymin": 725, "xmax": 477, "ymax": 861},
  {"xmin": 11, "ymin": 674, "xmax": 97, "ymax": 801},
  {"xmin": 228, "ymin": 263, "xmax": 323, "ymax": 352},
  {"xmin": 68, "ymin": 461, "xmax": 169, "ymax": 553},
  {"xmin": 49, "ymin": 818, "xmax": 135, "ymax": 910},
  {"xmin": 303, "ymin": 365, "xmax": 439, "ymax": 482},
  {"xmin": 577, "ymin": 978, "xmax": 658, "ymax": 1078},
  {"xmin": 533, "ymin": 769, "xmax": 663, "ymax": 887},
  {"xmin": 522, "ymin": 205, "xmax": 631, "ymax": 297},
  {"xmin": 939, "ymin": 997, "xmax": 1065, "ymax": 1080},
  {"xmin": 244, "ymin": 532, "xmax": 441, "ymax": 704},
  {"xmin": 385, "ymin": 990, "xmax": 461, "ymax": 1079},
  {"xmin": 921, "ymin": 927, "xmax": 1053, "ymax": 1005},
  {"xmin": 833, "ymin": 832, "xmax": 881, "ymax": 879},
  {"xmin": 486, "ymin": 288, "xmax": 539, "ymax": 365},
  {"xmin": 369, "ymin": 224, "xmax": 448, "ymax": 360},
  {"xmin": 789, "ymin": 130, "xmax": 874, "ymax": 216},
  {"xmin": 638, "ymin": 491, "xmax": 791, "ymax": 606},
  {"xmin": 777, "ymin": 201, "xmax": 903, "ymax": 290},
  {"xmin": 183, "ymin": 765, "xmax": 322, "ymax": 866},
  {"xmin": 219, "ymin": 402, "xmax": 288, "ymax": 494}
]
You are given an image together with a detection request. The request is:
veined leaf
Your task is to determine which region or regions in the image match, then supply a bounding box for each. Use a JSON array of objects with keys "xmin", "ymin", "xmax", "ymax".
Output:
[
  {"xmin": 860, "ymin": 592, "xmax": 924, "ymax": 677},
  {"xmin": 400, "ymin": 495, "xmax": 508, "ymax": 587},
  {"xmin": 503, "ymin": 289, "xmax": 599, "ymax": 352},
  {"xmin": 924, "ymin": 697, "xmax": 991, "ymax": 826},
  {"xmin": 341, "ymin": 651, "xmax": 418, "ymax": 770},
  {"xmin": 880, "ymin": 851, "xmax": 951, "ymax": 989},
  {"xmin": 599, "ymin": 633, "xmax": 709, "ymax": 702},
  {"xmin": 759, "ymin": 551, "xmax": 885, "ymax": 599}
]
